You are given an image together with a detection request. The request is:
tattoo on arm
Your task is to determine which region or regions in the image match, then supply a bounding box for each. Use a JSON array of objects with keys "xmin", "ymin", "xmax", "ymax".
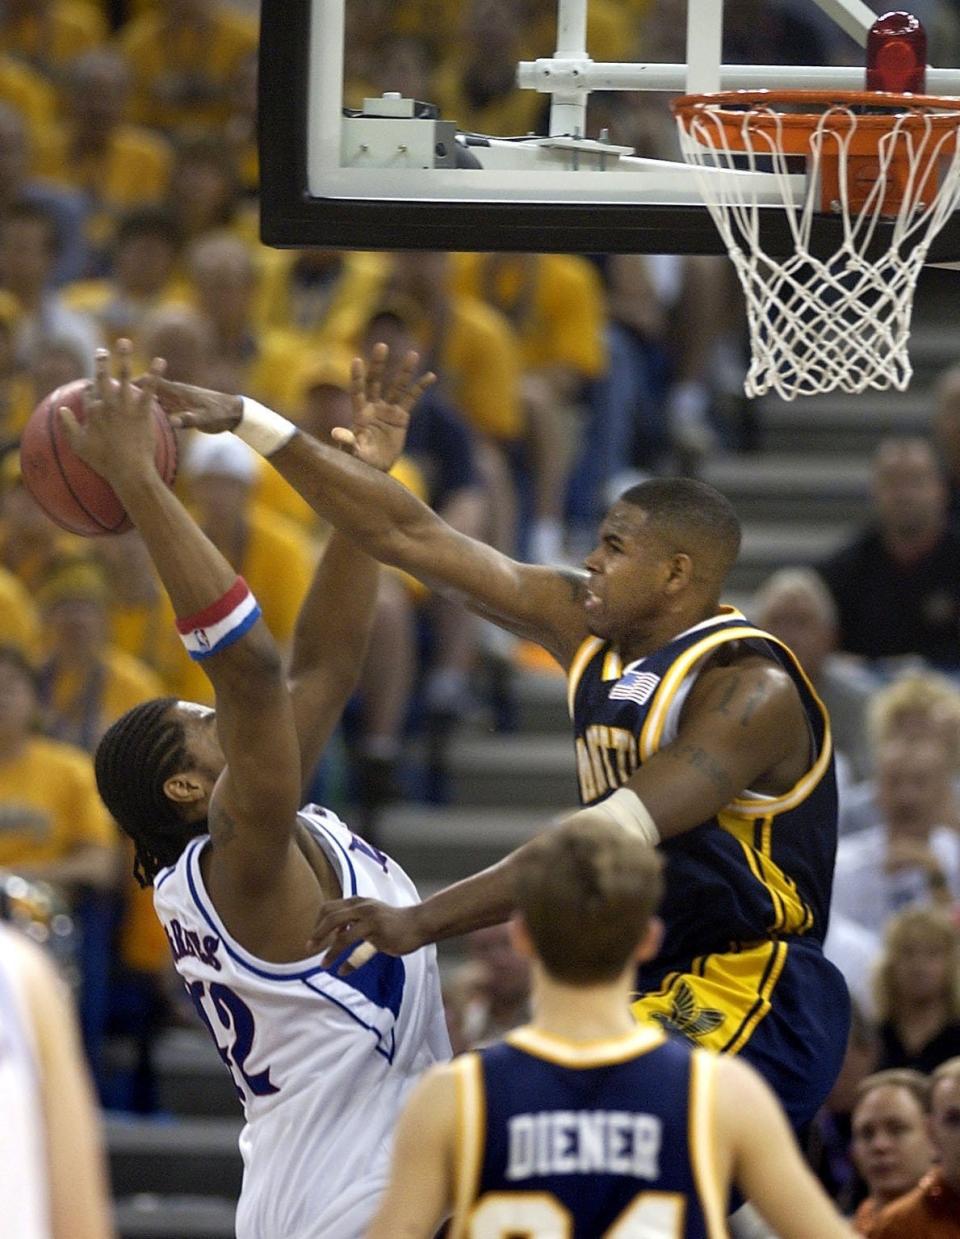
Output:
[
  {"xmin": 710, "ymin": 672, "xmax": 742, "ymax": 718},
  {"xmin": 739, "ymin": 679, "xmax": 770, "ymax": 727},
  {"xmin": 209, "ymin": 802, "xmax": 237, "ymax": 847},
  {"xmin": 670, "ymin": 742, "xmax": 736, "ymax": 797}
]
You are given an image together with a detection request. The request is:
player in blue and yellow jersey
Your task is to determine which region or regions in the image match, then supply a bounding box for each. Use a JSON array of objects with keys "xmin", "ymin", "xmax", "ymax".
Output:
[
  {"xmin": 147, "ymin": 376, "xmax": 850, "ymax": 1131},
  {"xmin": 366, "ymin": 818, "xmax": 852, "ymax": 1239}
]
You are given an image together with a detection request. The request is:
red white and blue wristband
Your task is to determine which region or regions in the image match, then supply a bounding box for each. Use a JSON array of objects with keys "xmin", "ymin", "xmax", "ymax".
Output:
[{"xmin": 176, "ymin": 578, "xmax": 261, "ymax": 662}]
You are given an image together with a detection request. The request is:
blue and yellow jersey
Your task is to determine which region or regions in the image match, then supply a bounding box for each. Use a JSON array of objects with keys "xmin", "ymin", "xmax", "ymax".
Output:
[
  {"xmin": 449, "ymin": 1024, "xmax": 728, "ymax": 1239},
  {"xmin": 568, "ymin": 608, "xmax": 838, "ymax": 974}
]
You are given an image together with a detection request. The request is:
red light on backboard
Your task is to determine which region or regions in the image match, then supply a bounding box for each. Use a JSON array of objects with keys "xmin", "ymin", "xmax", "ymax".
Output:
[{"xmin": 867, "ymin": 11, "xmax": 927, "ymax": 93}]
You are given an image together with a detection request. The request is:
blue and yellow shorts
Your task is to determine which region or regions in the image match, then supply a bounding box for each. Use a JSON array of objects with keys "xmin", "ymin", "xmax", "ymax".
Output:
[{"xmin": 633, "ymin": 937, "xmax": 850, "ymax": 1130}]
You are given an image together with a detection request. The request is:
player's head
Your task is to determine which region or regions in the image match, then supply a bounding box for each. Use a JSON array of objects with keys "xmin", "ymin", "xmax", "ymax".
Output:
[
  {"xmin": 95, "ymin": 698, "xmax": 225, "ymax": 886},
  {"xmin": 851, "ymin": 1069, "xmax": 933, "ymax": 1207},
  {"xmin": 583, "ymin": 478, "xmax": 741, "ymax": 643},
  {"xmin": 930, "ymin": 1058, "xmax": 960, "ymax": 1192},
  {"xmin": 510, "ymin": 818, "xmax": 664, "ymax": 987}
]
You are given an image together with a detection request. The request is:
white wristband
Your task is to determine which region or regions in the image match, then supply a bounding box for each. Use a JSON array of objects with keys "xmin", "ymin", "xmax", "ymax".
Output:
[
  {"xmin": 234, "ymin": 397, "xmax": 297, "ymax": 458},
  {"xmin": 566, "ymin": 788, "xmax": 661, "ymax": 848}
]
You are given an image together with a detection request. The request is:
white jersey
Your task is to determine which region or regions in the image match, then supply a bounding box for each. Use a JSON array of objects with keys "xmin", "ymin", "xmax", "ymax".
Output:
[
  {"xmin": 153, "ymin": 805, "xmax": 451, "ymax": 1239},
  {"xmin": 0, "ymin": 925, "xmax": 52, "ymax": 1239}
]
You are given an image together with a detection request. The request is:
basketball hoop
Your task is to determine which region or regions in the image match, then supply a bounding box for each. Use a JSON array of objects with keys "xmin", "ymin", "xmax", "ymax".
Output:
[{"xmin": 672, "ymin": 90, "xmax": 960, "ymax": 400}]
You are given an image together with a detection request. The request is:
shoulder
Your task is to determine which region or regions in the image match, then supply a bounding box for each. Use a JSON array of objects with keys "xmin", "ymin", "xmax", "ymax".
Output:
[{"xmin": 685, "ymin": 651, "xmax": 802, "ymax": 722}]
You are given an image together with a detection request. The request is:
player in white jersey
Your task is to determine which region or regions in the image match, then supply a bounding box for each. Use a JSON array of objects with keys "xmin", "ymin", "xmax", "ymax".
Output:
[
  {"xmin": 0, "ymin": 922, "xmax": 113, "ymax": 1239},
  {"xmin": 63, "ymin": 341, "xmax": 447, "ymax": 1239},
  {"xmin": 153, "ymin": 805, "xmax": 448, "ymax": 1237}
]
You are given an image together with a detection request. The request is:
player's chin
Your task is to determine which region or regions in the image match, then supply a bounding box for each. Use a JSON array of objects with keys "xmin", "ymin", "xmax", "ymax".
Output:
[{"xmin": 584, "ymin": 612, "xmax": 611, "ymax": 639}]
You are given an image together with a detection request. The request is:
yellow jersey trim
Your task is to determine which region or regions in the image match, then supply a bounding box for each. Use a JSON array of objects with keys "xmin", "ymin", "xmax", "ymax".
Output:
[
  {"xmin": 689, "ymin": 1051, "xmax": 730, "ymax": 1238},
  {"xmin": 724, "ymin": 940, "xmax": 788, "ymax": 1055},
  {"xmin": 718, "ymin": 811, "xmax": 813, "ymax": 936},
  {"xmin": 505, "ymin": 1023, "xmax": 666, "ymax": 1067},
  {"xmin": 630, "ymin": 940, "xmax": 788, "ymax": 1055},
  {"xmin": 450, "ymin": 1053, "xmax": 485, "ymax": 1237},
  {"xmin": 638, "ymin": 625, "xmax": 832, "ymax": 817},
  {"xmin": 601, "ymin": 647, "xmax": 623, "ymax": 681},
  {"xmin": 567, "ymin": 635, "xmax": 604, "ymax": 718}
]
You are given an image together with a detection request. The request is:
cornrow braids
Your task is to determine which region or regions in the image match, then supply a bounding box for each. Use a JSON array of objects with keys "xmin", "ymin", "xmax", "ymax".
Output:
[{"xmin": 94, "ymin": 698, "xmax": 205, "ymax": 887}]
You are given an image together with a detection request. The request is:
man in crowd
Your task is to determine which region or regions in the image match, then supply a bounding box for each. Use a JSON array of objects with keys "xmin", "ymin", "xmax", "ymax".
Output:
[{"xmin": 850, "ymin": 1069, "xmax": 934, "ymax": 1235}]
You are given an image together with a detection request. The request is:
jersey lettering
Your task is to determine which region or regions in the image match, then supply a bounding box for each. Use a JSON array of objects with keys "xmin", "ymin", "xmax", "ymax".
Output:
[
  {"xmin": 350, "ymin": 833, "xmax": 389, "ymax": 872},
  {"xmin": 506, "ymin": 1111, "xmax": 662, "ymax": 1181},
  {"xmin": 186, "ymin": 980, "xmax": 280, "ymax": 1102},
  {"xmin": 469, "ymin": 1191, "xmax": 685, "ymax": 1237},
  {"xmin": 575, "ymin": 726, "xmax": 639, "ymax": 802}
]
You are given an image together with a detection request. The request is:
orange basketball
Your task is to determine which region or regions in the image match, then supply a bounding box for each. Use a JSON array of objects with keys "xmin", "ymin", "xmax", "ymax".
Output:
[{"xmin": 19, "ymin": 379, "xmax": 178, "ymax": 536}]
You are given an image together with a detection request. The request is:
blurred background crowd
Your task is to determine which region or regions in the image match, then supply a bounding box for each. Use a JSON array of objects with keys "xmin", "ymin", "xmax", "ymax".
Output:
[{"xmin": 2, "ymin": 0, "xmax": 960, "ymax": 1230}]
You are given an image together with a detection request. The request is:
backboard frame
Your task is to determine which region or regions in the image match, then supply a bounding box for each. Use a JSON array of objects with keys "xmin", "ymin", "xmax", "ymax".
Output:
[{"xmin": 258, "ymin": 0, "xmax": 960, "ymax": 258}]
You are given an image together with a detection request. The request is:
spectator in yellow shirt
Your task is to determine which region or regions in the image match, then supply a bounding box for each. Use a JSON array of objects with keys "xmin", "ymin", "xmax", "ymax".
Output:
[
  {"xmin": 452, "ymin": 251, "xmax": 608, "ymax": 563},
  {"xmin": 0, "ymin": 643, "xmax": 116, "ymax": 891},
  {"xmin": 0, "ymin": 561, "xmax": 37, "ymax": 655},
  {"xmin": 34, "ymin": 556, "xmax": 165, "ymax": 753},
  {"xmin": 63, "ymin": 205, "xmax": 185, "ymax": 349},
  {"xmin": 164, "ymin": 132, "xmax": 256, "ymax": 250},
  {"xmin": 0, "ymin": 53, "xmax": 55, "ymax": 144},
  {"xmin": 0, "ymin": 451, "xmax": 82, "ymax": 593},
  {"xmin": 256, "ymin": 247, "xmax": 390, "ymax": 345},
  {"xmin": 0, "ymin": 0, "xmax": 106, "ymax": 76},
  {"xmin": 0, "ymin": 290, "xmax": 31, "ymax": 442},
  {"xmin": 432, "ymin": 0, "xmax": 545, "ymax": 137},
  {"xmin": 90, "ymin": 530, "xmax": 214, "ymax": 706},
  {"xmin": 385, "ymin": 254, "xmax": 523, "ymax": 558},
  {"xmin": 120, "ymin": 0, "xmax": 258, "ymax": 133},
  {"xmin": 186, "ymin": 229, "xmax": 305, "ymax": 409},
  {"xmin": 181, "ymin": 431, "xmax": 315, "ymax": 649},
  {"xmin": 32, "ymin": 49, "xmax": 172, "ymax": 224},
  {"xmin": 0, "ymin": 101, "xmax": 92, "ymax": 285}
]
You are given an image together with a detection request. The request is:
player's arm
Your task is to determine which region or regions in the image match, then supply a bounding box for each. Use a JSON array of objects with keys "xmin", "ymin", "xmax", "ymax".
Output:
[
  {"xmin": 18, "ymin": 932, "xmax": 115, "ymax": 1239},
  {"xmin": 365, "ymin": 1063, "xmax": 457, "ymax": 1239},
  {"xmin": 60, "ymin": 345, "xmax": 301, "ymax": 886},
  {"xmin": 286, "ymin": 531, "xmax": 378, "ymax": 790},
  {"xmin": 612, "ymin": 654, "xmax": 809, "ymax": 840},
  {"xmin": 149, "ymin": 363, "xmax": 592, "ymax": 668},
  {"xmin": 309, "ymin": 656, "xmax": 808, "ymax": 956},
  {"xmin": 716, "ymin": 1056, "xmax": 854, "ymax": 1239}
]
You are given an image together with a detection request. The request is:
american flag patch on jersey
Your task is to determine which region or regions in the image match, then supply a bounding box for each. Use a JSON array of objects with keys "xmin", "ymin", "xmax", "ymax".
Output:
[{"xmin": 609, "ymin": 669, "xmax": 661, "ymax": 705}]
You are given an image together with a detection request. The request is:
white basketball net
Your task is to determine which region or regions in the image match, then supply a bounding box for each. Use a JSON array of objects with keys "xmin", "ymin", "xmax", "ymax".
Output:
[{"xmin": 676, "ymin": 101, "xmax": 960, "ymax": 400}]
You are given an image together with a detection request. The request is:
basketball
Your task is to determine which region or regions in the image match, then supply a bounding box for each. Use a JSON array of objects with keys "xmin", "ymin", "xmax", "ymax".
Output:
[{"xmin": 19, "ymin": 378, "xmax": 178, "ymax": 537}]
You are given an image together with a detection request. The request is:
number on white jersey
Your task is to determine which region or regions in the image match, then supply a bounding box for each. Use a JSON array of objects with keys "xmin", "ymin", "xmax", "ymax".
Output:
[{"xmin": 186, "ymin": 980, "xmax": 280, "ymax": 1104}]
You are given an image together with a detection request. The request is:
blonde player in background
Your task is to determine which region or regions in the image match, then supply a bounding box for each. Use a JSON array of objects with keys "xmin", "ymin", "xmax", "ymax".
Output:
[
  {"xmin": 0, "ymin": 922, "xmax": 114, "ymax": 1239},
  {"xmin": 367, "ymin": 819, "xmax": 853, "ymax": 1239}
]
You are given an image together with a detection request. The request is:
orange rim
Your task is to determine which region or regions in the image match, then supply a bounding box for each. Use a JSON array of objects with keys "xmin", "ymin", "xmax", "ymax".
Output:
[{"xmin": 673, "ymin": 89, "xmax": 960, "ymax": 157}]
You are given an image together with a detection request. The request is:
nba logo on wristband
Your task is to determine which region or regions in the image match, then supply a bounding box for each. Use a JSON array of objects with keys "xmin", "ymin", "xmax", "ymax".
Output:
[{"xmin": 176, "ymin": 578, "xmax": 261, "ymax": 661}]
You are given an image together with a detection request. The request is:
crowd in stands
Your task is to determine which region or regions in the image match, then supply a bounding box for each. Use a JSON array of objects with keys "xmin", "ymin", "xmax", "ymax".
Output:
[{"xmin": 1, "ymin": 0, "xmax": 960, "ymax": 1229}]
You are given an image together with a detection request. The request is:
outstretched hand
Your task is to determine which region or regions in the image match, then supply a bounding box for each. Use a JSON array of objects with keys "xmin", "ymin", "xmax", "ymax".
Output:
[
  {"xmin": 333, "ymin": 342, "xmax": 435, "ymax": 473},
  {"xmin": 308, "ymin": 895, "xmax": 427, "ymax": 972},
  {"xmin": 148, "ymin": 374, "xmax": 243, "ymax": 434},
  {"xmin": 58, "ymin": 340, "xmax": 165, "ymax": 484}
]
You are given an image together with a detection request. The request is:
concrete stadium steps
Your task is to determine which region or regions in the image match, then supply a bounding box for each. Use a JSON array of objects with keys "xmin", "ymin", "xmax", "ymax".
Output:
[
  {"xmin": 153, "ymin": 1030, "xmax": 239, "ymax": 1119},
  {"xmin": 414, "ymin": 731, "xmax": 579, "ymax": 807},
  {"xmin": 115, "ymin": 1195, "xmax": 236, "ymax": 1239},
  {"xmin": 377, "ymin": 804, "xmax": 550, "ymax": 881},
  {"xmin": 702, "ymin": 455, "xmax": 871, "ymax": 525},
  {"xmin": 108, "ymin": 1116, "xmax": 243, "ymax": 1199},
  {"xmin": 507, "ymin": 665, "xmax": 569, "ymax": 733},
  {"xmin": 758, "ymin": 391, "xmax": 933, "ymax": 454},
  {"xmin": 727, "ymin": 521, "xmax": 855, "ymax": 592}
]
